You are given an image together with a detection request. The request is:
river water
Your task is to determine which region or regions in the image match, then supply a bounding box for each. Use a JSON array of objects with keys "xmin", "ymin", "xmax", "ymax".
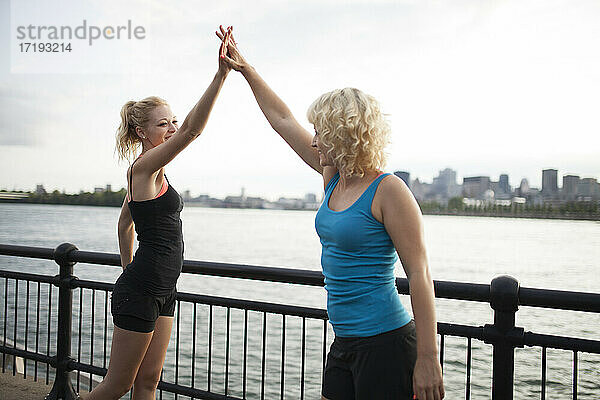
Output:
[{"xmin": 0, "ymin": 203, "xmax": 598, "ymax": 399}]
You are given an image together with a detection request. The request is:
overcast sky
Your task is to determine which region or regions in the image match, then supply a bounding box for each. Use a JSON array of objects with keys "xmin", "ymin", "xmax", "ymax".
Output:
[{"xmin": 1, "ymin": 0, "xmax": 599, "ymax": 199}]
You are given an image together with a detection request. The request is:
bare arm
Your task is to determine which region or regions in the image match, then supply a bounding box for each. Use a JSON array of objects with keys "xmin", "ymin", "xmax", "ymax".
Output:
[
  {"xmin": 377, "ymin": 176, "xmax": 445, "ymax": 400},
  {"xmin": 117, "ymin": 197, "xmax": 134, "ymax": 269},
  {"xmin": 216, "ymin": 27, "xmax": 323, "ymax": 175},
  {"xmin": 241, "ymin": 67, "xmax": 322, "ymax": 172},
  {"xmin": 134, "ymin": 43, "xmax": 230, "ymax": 175},
  {"xmin": 134, "ymin": 70, "xmax": 228, "ymax": 174}
]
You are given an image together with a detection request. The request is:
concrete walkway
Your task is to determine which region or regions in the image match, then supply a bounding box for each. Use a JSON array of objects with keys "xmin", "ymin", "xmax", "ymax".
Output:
[
  {"xmin": 0, "ymin": 371, "xmax": 54, "ymax": 399},
  {"xmin": 0, "ymin": 371, "xmax": 89, "ymax": 399}
]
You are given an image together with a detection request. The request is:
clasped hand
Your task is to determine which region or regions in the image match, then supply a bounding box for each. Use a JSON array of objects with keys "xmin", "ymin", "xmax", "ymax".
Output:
[{"xmin": 216, "ymin": 25, "xmax": 248, "ymax": 72}]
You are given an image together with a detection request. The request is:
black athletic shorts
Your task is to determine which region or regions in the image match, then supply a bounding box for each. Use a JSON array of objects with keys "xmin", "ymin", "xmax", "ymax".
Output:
[
  {"xmin": 111, "ymin": 274, "xmax": 177, "ymax": 333},
  {"xmin": 322, "ymin": 320, "xmax": 417, "ymax": 400}
]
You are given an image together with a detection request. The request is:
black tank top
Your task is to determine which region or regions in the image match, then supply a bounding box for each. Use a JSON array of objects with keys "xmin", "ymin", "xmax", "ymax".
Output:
[{"xmin": 123, "ymin": 159, "xmax": 184, "ymax": 296}]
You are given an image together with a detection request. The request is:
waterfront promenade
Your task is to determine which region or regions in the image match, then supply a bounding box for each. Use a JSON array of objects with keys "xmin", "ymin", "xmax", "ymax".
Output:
[{"xmin": 1, "ymin": 242, "xmax": 599, "ymax": 399}]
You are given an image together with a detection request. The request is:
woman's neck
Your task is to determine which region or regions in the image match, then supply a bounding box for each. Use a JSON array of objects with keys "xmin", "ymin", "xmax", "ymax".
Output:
[{"xmin": 337, "ymin": 169, "xmax": 381, "ymax": 191}]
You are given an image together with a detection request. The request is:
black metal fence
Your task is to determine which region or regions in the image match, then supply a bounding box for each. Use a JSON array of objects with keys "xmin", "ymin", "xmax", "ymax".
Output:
[{"xmin": 0, "ymin": 243, "xmax": 599, "ymax": 399}]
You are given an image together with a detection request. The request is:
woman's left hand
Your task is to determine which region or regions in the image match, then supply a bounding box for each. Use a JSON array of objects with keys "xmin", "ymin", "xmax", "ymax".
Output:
[
  {"xmin": 216, "ymin": 25, "xmax": 248, "ymax": 72},
  {"xmin": 413, "ymin": 353, "xmax": 445, "ymax": 400},
  {"xmin": 217, "ymin": 25, "xmax": 232, "ymax": 76}
]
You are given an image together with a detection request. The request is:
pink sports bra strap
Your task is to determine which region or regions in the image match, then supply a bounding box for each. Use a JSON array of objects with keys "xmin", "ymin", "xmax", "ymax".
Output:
[{"xmin": 155, "ymin": 179, "xmax": 168, "ymax": 198}]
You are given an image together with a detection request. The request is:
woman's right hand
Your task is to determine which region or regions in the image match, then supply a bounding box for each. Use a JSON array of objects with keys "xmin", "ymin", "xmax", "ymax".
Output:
[{"xmin": 216, "ymin": 25, "xmax": 248, "ymax": 72}]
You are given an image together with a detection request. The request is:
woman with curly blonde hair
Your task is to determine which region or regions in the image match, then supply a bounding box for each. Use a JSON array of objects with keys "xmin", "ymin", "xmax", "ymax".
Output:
[{"xmin": 217, "ymin": 26, "xmax": 444, "ymax": 400}]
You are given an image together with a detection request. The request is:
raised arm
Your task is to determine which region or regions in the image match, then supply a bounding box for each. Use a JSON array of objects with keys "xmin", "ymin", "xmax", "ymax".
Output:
[
  {"xmin": 117, "ymin": 197, "xmax": 134, "ymax": 269},
  {"xmin": 133, "ymin": 44, "xmax": 230, "ymax": 175},
  {"xmin": 376, "ymin": 176, "xmax": 445, "ymax": 400},
  {"xmin": 216, "ymin": 26, "xmax": 323, "ymax": 174}
]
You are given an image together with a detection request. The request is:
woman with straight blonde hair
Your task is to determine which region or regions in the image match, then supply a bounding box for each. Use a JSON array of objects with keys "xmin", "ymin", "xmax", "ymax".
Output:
[
  {"xmin": 217, "ymin": 26, "xmax": 444, "ymax": 400},
  {"xmin": 85, "ymin": 40, "xmax": 230, "ymax": 399}
]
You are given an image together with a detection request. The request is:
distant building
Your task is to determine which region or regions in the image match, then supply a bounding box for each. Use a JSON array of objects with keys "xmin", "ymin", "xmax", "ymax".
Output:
[
  {"xmin": 514, "ymin": 177, "xmax": 543, "ymax": 205},
  {"xmin": 223, "ymin": 187, "xmax": 254, "ymax": 208},
  {"xmin": 498, "ymin": 174, "xmax": 510, "ymax": 194},
  {"xmin": 393, "ymin": 171, "xmax": 410, "ymax": 187},
  {"xmin": 223, "ymin": 195, "xmax": 245, "ymax": 208},
  {"xmin": 105, "ymin": 184, "xmax": 112, "ymax": 192},
  {"xmin": 435, "ymin": 168, "xmax": 457, "ymax": 187},
  {"xmin": 562, "ymin": 175, "xmax": 580, "ymax": 201},
  {"xmin": 578, "ymin": 178, "xmax": 599, "ymax": 200},
  {"xmin": 516, "ymin": 178, "xmax": 530, "ymax": 197},
  {"xmin": 490, "ymin": 181, "xmax": 502, "ymax": 198},
  {"xmin": 276, "ymin": 197, "xmax": 305, "ymax": 210},
  {"xmin": 542, "ymin": 169, "xmax": 558, "ymax": 197},
  {"xmin": 182, "ymin": 190, "xmax": 192, "ymax": 201},
  {"xmin": 222, "ymin": 187, "xmax": 266, "ymax": 208},
  {"xmin": 190, "ymin": 194, "xmax": 224, "ymax": 207},
  {"xmin": 245, "ymin": 196, "xmax": 266, "ymax": 208},
  {"xmin": 431, "ymin": 168, "xmax": 461, "ymax": 202},
  {"xmin": 490, "ymin": 174, "xmax": 511, "ymax": 200},
  {"xmin": 304, "ymin": 193, "xmax": 316, "ymax": 203},
  {"xmin": 526, "ymin": 188, "xmax": 543, "ymax": 205},
  {"xmin": 303, "ymin": 193, "xmax": 320, "ymax": 209},
  {"xmin": 462, "ymin": 176, "xmax": 490, "ymax": 199},
  {"xmin": 94, "ymin": 187, "xmax": 104, "ymax": 193},
  {"xmin": 35, "ymin": 184, "xmax": 46, "ymax": 195}
]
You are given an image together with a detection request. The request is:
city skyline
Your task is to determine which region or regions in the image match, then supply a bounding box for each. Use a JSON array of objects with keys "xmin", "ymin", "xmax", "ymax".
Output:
[
  {"xmin": 10, "ymin": 166, "xmax": 598, "ymax": 203},
  {"xmin": 2, "ymin": 1, "xmax": 600, "ymax": 198}
]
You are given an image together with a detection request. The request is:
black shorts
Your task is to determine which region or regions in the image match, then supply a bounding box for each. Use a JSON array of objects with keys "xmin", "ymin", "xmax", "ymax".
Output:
[
  {"xmin": 322, "ymin": 320, "xmax": 417, "ymax": 400},
  {"xmin": 111, "ymin": 276, "xmax": 177, "ymax": 333}
]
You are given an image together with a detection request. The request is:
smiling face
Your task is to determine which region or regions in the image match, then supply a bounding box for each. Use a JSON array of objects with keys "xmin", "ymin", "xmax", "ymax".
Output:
[{"xmin": 136, "ymin": 104, "xmax": 178, "ymax": 148}]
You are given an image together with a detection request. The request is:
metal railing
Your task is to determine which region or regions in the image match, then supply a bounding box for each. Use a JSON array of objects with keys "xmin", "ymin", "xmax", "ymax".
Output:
[{"xmin": 0, "ymin": 243, "xmax": 599, "ymax": 399}]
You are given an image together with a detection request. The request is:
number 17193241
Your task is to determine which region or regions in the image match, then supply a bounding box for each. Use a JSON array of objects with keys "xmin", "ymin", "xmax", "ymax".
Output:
[{"xmin": 19, "ymin": 43, "xmax": 72, "ymax": 52}]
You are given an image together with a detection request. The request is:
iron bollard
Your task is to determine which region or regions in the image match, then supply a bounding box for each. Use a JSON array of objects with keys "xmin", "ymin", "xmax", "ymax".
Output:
[
  {"xmin": 483, "ymin": 275, "xmax": 520, "ymax": 400},
  {"xmin": 45, "ymin": 243, "xmax": 80, "ymax": 400}
]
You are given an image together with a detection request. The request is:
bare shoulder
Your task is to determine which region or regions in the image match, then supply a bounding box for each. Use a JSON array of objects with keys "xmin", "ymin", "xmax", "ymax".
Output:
[
  {"xmin": 377, "ymin": 174, "xmax": 414, "ymax": 202},
  {"xmin": 373, "ymin": 174, "xmax": 421, "ymax": 222},
  {"xmin": 128, "ymin": 156, "xmax": 155, "ymax": 179}
]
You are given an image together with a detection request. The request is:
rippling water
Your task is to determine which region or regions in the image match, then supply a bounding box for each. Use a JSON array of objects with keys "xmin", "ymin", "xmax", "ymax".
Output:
[{"xmin": 0, "ymin": 203, "xmax": 599, "ymax": 399}]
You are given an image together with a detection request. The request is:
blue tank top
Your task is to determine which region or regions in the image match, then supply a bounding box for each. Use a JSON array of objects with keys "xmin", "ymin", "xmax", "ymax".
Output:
[{"xmin": 315, "ymin": 172, "xmax": 412, "ymax": 337}]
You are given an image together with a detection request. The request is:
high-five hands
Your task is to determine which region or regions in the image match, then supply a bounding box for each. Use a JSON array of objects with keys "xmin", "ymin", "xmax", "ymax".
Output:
[
  {"xmin": 216, "ymin": 25, "xmax": 232, "ymax": 75},
  {"xmin": 216, "ymin": 25, "xmax": 248, "ymax": 72},
  {"xmin": 219, "ymin": 25, "xmax": 232, "ymax": 58}
]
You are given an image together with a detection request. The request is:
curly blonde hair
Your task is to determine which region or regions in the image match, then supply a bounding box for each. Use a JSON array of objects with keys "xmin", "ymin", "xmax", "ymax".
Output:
[
  {"xmin": 115, "ymin": 96, "xmax": 169, "ymax": 161},
  {"xmin": 306, "ymin": 88, "xmax": 390, "ymax": 177}
]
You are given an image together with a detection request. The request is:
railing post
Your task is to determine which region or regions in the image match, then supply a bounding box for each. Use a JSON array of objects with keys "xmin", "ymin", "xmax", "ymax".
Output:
[
  {"xmin": 487, "ymin": 275, "xmax": 520, "ymax": 400},
  {"xmin": 46, "ymin": 243, "xmax": 79, "ymax": 400}
]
